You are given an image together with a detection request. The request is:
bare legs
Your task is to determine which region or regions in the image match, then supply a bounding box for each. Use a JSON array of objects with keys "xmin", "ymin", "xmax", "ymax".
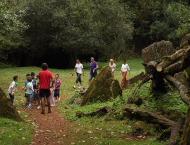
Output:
[{"xmin": 41, "ymin": 96, "xmax": 51, "ymax": 114}]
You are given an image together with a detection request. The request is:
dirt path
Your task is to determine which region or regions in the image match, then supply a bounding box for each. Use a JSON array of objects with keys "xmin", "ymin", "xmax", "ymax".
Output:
[{"xmin": 22, "ymin": 97, "xmax": 72, "ymax": 145}]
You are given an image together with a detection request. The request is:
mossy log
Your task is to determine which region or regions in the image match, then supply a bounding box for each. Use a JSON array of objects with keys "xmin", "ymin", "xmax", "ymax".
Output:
[
  {"xmin": 164, "ymin": 47, "xmax": 190, "ymax": 75},
  {"xmin": 124, "ymin": 105, "xmax": 176, "ymax": 128},
  {"xmin": 81, "ymin": 65, "xmax": 122, "ymax": 106},
  {"xmin": 180, "ymin": 105, "xmax": 190, "ymax": 145},
  {"xmin": 122, "ymin": 72, "xmax": 147, "ymax": 89},
  {"xmin": 0, "ymin": 87, "xmax": 23, "ymax": 122},
  {"xmin": 76, "ymin": 106, "xmax": 109, "ymax": 118},
  {"xmin": 156, "ymin": 49, "xmax": 185, "ymax": 72},
  {"xmin": 168, "ymin": 117, "xmax": 185, "ymax": 145},
  {"xmin": 164, "ymin": 75, "xmax": 190, "ymax": 105}
]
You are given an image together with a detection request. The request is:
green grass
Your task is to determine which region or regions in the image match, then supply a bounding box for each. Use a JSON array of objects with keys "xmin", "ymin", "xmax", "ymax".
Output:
[
  {"xmin": 0, "ymin": 118, "xmax": 34, "ymax": 145},
  {"xmin": 0, "ymin": 58, "xmax": 183, "ymax": 145}
]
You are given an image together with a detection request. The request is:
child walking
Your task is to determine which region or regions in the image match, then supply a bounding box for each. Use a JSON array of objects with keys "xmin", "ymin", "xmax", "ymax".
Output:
[
  {"xmin": 8, "ymin": 76, "xmax": 18, "ymax": 104},
  {"xmin": 50, "ymin": 78, "xmax": 55, "ymax": 106},
  {"xmin": 54, "ymin": 74, "xmax": 61, "ymax": 102},
  {"xmin": 25, "ymin": 76, "xmax": 34, "ymax": 109}
]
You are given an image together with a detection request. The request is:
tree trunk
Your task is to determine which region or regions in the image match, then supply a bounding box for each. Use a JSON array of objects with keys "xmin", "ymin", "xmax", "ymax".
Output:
[
  {"xmin": 164, "ymin": 47, "xmax": 190, "ymax": 75},
  {"xmin": 156, "ymin": 49, "xmax": 185, "ymax": 72},
  {"xmin": 168, "ymin": 117, "xmax": 185, "ymax": 145},
  {"xmin": 76, "ymin": 106, "xmax": 109, "ymax": 118},
  {"xmin": 180, "ymin": 105, "xmax": 190, "ymax": 145},
  {"xmin": 164, "ymin": 75, "xmax": 190, "ymax": 105},
  {"xmin": 124, "ymin": 105, "xmax": 176, "ymax": 128}
]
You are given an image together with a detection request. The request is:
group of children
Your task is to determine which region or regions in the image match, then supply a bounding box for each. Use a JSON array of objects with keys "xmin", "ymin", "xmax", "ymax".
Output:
[{"xmin": 8, "ymin": 72, "xmax": 61, "ymax": 110}]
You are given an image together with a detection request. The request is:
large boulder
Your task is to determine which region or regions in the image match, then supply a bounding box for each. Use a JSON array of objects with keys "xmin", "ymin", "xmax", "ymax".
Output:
[
  {"xmin": 142, "ymin": 40, "xmax": 174, "ymax": 64},
  {"xmin": 80, "ymin": 65, "xmax": 122, "ymax": 106},
  {"xmin": 0, "ymin": 87, "xmax": 23, "ymax": 122}
]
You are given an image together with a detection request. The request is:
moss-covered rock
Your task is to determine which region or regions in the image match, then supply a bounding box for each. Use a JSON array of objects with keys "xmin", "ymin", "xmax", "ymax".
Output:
[
  {"xmin": 81, "ymin": 65, "xmax": 122, "ymax": 106},
  {"xmin": 180, "ymin": 105, "xmax": 190, "ymax": 145},
  {"xmin": 76, "ymin": 111, "xmax": 84, "ymax": 118},
  {"xmin": 142, "ymin": 40, "xmax": 174, "ymax": 64},
  {"xmin": 0, "ymin": 87, "xmax": 23, "ymax": 122},
  {"xmin": 131, "ymin": 121, "xmax": 146, "ymax": 134},
  {"xmin": 156, "ymin": 127, "xmax": 171, "ymax": 140},
  {"xmin": 174, "ymin": 72, "xmax": 187, "ymax": 86}
]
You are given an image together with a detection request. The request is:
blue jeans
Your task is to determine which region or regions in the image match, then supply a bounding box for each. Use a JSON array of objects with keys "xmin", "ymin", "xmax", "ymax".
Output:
[
  {"xmin": 25, "ymin": 93, "xmax": 31, "ymax": 104},
  {"xmin": 76, "ymin": 73, "xmax": 82, "ymax": 83},
  {"xmin": 89, "ymin": 72, "xmax": 97, "ymax": 80},
  {"xmin": 9, "ymin": 93, "xmax": 14, "ymax": 104}
]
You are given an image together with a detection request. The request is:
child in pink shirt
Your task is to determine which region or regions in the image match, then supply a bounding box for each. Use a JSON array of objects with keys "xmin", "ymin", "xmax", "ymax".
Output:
[{"xmin": 54, "ymin": 74, "xmax": 61, "ymax": 102}]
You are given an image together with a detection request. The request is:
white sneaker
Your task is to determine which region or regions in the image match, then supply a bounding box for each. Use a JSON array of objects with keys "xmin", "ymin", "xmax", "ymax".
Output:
[
  {"xmin": 73, "ymin": 86, "xmax": 76, "ymax": 89},
  {"xmin": 58, "ymin": 98, "xmax": 60, "ymax": 101},
  {"xmin": 51, "ymin": 105, "xmax": 55, "ymax": 107},
  {"xmin": 37, "ymin": 106, "xmax": 41, "ymax": 109},
  {"xmin": 78, "ymin": 86, "xmax": 83, "ymax": 89}
]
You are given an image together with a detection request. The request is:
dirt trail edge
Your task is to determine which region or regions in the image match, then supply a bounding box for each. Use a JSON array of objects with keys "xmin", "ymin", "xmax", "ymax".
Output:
[{"xmin": 23, "ymin": 97, "xmax": 72, "ymax": 145}]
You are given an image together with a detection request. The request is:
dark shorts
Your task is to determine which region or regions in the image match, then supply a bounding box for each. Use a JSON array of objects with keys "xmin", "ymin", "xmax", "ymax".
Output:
[
  {"xmin": 54, "ymin": 89, "xmax": 60, "ymax": 97},
  {"xmin": 89, "ymin": 72, "xmax": 97, "ymax": 80},
  {"xmin": 40, "ymin": 89, "xmax": 50, "ymax": 97}
]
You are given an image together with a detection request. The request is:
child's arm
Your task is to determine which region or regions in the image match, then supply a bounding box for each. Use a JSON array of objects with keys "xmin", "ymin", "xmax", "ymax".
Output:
[
  {"xmin": 11, "ymin": 88, "xmax": 13, "ymax": 96},
  {"xmin": 22, "ymin": 86, "xmax": 26, "ymax": 90},
  {"xmin": 56, "ymin": 83, "xmax": 61, "ymax": 88},
  {"xmin": 29, "ymin": 87, "xmax": 34, "ymax": 92},
  {"xmin": 15, "ymin": 88, "xmax": 18, "ymax": 92}
]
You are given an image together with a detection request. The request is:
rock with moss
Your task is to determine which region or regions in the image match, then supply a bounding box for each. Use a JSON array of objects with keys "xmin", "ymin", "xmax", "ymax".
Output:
[
  {"xmin": 156, "ymin": 127, "xmax": 171, "ymax": 140},
  {"xmin": 131, "ymin": 121, "xmax": 146, "ymax": 134},
  {"xmin": 76, "ymin": 111, "xmax": 84, "ymax": 118},
  {"xmin": 142, "ymin": 40, "xmax": 174, "ymax": 64},
  {"xmin": 174, "ymin": 72, "xmax": 187, "ymax": 86},
  {"xmin": 80, "ymin": 65, "xmax": 122, "ymax": 106},
  {"xmin": 0, "ymin": 87, "xmax": 23, "ymax": 122}
]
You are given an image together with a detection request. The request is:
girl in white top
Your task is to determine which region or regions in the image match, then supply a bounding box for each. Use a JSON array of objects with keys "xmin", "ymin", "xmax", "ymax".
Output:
[
  {"xmin": 50, "ymin": 78, "xmax": 55, "ymax": 106},
  {"xmin": 72, "ymin": 59, "xmax": 84, "ymax": 89},
  {"xmin": 109, "ymin": 59, "xmax": 116, "ymax": 75},
  {"xmin": 120, "ymin": 60, "xmax": 130, "ymax": 85}
]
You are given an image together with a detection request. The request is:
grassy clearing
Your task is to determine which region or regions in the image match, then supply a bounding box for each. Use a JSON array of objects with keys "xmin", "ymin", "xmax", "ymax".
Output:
[{"xmin": 1, "ymin": 58, "xmax": 185, "ymax": 145}]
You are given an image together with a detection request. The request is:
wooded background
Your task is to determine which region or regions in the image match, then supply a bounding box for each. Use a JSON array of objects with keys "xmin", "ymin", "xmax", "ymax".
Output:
[{"xmin": 1, "ymin": 0, "xmax": 190, "ymax": 68}]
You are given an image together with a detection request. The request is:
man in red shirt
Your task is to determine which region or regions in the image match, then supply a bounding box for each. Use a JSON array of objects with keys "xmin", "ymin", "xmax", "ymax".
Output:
[{"xmin": 39, "ymin": 63, "xmax": 54, "ymax": 114}]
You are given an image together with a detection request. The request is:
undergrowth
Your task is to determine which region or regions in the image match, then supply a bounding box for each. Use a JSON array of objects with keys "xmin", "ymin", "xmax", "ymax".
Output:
[{"xmin": 58, "ymin": 81, "xmax": 188, "ymax": 144}]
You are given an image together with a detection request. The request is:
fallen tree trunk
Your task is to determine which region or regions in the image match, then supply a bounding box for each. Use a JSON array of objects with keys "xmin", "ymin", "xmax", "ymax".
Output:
[
  {"xmin": 124, "ymin": 105, "xmax": 176, "ymax": 128},
  {"xmin": 76, "ymin": 106, "xmax": 109, "ymax": 118},
  {"xmin": 164, "ymin": 75, "xmax": 190, "ymax": 105},
  {"xmin": 168, "ymin": 117, "xmax": 185, "ymax": 145},
  {"xmin": 164, "ymin": 47, "xmax": 190, "ymax": 75},
  {"xmin": 156, "ymin": 49, "xmax": 185, "ymax": 72}
]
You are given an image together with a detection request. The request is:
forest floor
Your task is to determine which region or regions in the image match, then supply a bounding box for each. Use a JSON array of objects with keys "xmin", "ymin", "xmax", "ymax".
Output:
[{"xmin": 0, "ymin": 59, "xmax": 172, "ymax": 144}]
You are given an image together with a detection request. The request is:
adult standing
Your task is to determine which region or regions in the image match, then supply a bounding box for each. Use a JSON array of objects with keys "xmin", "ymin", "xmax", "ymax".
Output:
[
  {"xmin": 39, "ymin": 63, "xmax": 54, "ymax": 114},
  {"xmin": 120, "ymin": 60, "xmax": 130, "ymax": 86},
  {"xmin": 89, "ymin": 57, "xmax": 99, "ymax": 85},
  {"xmin": 109, "ymin": 59, "xmax": 116, "ymax": 75},
  {"xmin": 72, "ymin": 59, "xmax": 84, "ymax": 89}
]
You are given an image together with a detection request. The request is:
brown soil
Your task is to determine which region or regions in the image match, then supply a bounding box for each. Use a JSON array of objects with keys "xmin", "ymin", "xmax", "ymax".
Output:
[{"xmin": 22, "ymin": 96, "xmax": 72, "ymax": 145}]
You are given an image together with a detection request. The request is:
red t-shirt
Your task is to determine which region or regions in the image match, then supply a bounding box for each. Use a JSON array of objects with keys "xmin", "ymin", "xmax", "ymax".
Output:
[{"xmin": 39, "ymin": 70, "xmax": 53, "ymax": 89}]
